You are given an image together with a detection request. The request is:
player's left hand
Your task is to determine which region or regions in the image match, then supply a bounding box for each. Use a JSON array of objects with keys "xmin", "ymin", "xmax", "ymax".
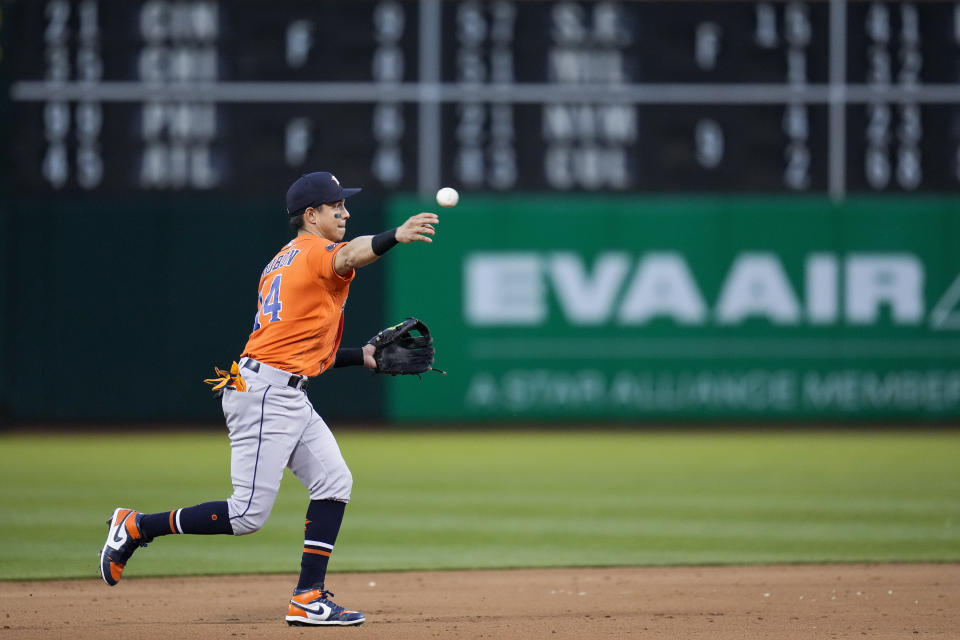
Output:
[
  {"xmin": 395, "ymin": 212, "xmax": 438, "ymax": 244},
  {"xmin": 362, "ymin": 343, "xmax": 377, "ymax": 369}
]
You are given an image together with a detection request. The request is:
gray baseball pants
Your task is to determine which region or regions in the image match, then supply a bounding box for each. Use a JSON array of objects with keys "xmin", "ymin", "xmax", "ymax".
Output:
[{"xmin": 221, "ymin": 357, "xmax": 352, "ymax": 536}]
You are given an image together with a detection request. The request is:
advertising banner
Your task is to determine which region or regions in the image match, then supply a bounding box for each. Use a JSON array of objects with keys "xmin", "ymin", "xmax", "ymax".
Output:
[{"xmin": 387, "ymin": 196, "xmax": 960, "ymax": 421}]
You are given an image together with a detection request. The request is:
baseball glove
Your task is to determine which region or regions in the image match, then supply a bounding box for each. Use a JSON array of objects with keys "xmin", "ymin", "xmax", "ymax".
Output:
[{"xmin": 368, "ymin": 317, "xmax": 444, "ymax": 376}]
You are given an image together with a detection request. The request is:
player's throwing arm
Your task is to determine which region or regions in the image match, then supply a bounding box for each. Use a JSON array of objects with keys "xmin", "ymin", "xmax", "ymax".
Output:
[{"xmin": 333, "ymin": 212, "xmax": 439, "ymax": 274}]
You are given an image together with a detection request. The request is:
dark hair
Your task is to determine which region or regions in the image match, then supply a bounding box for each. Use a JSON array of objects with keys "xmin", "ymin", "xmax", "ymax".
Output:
[{"xmin": 289, "ymin": 212, "xmax": 305, "ymax": 233}]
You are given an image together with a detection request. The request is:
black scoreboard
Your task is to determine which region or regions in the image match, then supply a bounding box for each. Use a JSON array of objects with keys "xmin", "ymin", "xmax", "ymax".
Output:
[{"xmin": 3, "ymin": 0, "xmax": 960, "ymax": 197}]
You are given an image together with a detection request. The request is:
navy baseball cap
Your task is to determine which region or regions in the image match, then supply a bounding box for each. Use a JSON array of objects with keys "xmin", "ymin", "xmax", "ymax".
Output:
[{"xmin": 285, "ymin": 171, "xmax": 362, "ymax": 215}]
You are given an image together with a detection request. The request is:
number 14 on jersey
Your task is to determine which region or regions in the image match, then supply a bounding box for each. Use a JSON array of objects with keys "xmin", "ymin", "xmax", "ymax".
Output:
[{"xmin": 253, "ymin": 274, "xmax": 283, "ymax": 331}]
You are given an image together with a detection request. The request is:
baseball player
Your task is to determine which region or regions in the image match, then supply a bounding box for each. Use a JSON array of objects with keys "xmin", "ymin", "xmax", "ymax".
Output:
[{"xmin": 99, "ymin": 171, "xmax": 439, "ymax": 627}]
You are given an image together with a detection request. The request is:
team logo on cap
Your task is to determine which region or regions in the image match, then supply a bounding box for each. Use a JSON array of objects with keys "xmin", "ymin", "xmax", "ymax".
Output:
[{"xmin": 330, "ymin": 174, "xmax": 340, "ymax": 185}]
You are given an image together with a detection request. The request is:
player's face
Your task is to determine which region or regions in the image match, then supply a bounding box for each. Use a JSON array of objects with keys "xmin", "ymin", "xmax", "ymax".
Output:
[{"xmin": 317, "ymin": 200, "xmax": 349, "ymax": 240}]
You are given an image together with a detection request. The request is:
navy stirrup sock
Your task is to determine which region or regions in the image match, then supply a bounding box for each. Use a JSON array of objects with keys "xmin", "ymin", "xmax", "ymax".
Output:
[
  {"xmin": 296, "ymin": 499, "xmax": 346, "ymax": 591},
  {"xmin": 139, "ymin": 501, "xmax": 233, "ymax": 538}
]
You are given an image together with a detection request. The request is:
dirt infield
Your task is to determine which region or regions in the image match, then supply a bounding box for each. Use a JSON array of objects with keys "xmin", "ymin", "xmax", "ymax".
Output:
[{"xmin": 1, "ymin": 564, "xmax": 957, "ymax": 639}]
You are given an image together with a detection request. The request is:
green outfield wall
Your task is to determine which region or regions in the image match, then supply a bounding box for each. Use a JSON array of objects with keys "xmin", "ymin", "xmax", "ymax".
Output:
[
  {"xmin": 0, "ymin": 201, "xmax": 7, "ymax": 424},
  {"xmin": 0, "ymin": 10, "xmax": 8, "ymax": 423},
  {"xmin": 387, "ymin": 195, "xmax": 960, "ymax": 422},
  {"xmin": 2, "ymin": 195, "xmax": 386, "ymax": 423}
]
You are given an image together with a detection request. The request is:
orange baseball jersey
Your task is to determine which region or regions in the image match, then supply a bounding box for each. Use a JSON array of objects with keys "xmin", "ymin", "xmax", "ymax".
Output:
[{"xmin": 242, "ymin": 234, "xmax": 355, "ymax": 377}]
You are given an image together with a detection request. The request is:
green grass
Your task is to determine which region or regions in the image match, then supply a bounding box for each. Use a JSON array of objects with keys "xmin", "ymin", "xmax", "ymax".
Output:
[{"xmin": 1, "ymin": 430, "xmax": 958, "ymax": 580}]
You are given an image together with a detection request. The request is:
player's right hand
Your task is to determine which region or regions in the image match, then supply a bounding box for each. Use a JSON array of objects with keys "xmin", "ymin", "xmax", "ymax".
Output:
[{"xmin": 396, "ymin": 212, "xmax": 439, "ymax": 244}]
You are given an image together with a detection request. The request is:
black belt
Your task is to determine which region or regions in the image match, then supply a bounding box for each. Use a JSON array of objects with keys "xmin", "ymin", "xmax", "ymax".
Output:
[{"xmin": 242, "ymin": 359, "xmax": 309, "ymax": 390}]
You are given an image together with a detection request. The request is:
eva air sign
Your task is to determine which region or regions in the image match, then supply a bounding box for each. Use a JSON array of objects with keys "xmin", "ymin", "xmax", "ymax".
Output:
[
  {"xmin": 466, "ymin": 252, "xmax": 960, "ymax": 329},
  {"xmin": 387, "ymin": 195, "xmax": 960, "ymax": 420}
]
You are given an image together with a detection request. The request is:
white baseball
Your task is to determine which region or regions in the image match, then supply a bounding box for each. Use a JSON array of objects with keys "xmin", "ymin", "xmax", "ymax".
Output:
[{"xmin": 436, "ymin": 187, "xmax": 459, "ymax": 208}]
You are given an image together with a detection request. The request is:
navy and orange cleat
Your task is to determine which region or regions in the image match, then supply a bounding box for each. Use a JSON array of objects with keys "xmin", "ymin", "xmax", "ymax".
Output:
[
  {"xmin": 99, "ymin": 508, "xmax": 151, "ymax": 586},
  {"xmin": 285, "ymin": 588, "xmax": 365, "ymax": 627}
]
